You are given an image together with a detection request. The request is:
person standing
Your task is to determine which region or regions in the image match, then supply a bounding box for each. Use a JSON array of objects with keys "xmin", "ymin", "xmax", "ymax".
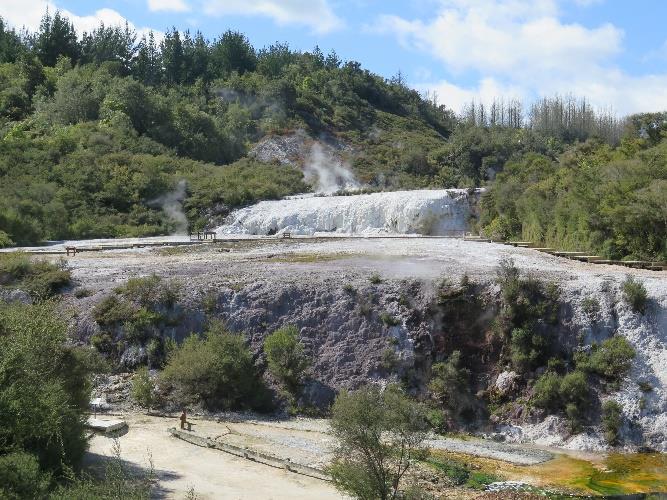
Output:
[{"xmin": 180, "ymin": 409, "xmax": 187, "ymax": 430}]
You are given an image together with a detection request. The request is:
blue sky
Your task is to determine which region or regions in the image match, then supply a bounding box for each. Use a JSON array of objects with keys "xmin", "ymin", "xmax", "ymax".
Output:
[{"xmin": 2, "ymin": 0, "xmax": 667, "ymax": 114}]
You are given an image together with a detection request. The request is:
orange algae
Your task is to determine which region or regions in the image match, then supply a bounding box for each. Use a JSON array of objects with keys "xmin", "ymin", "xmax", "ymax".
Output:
[{"xmin": 431, "ymin": 449, "xmax": 667, "ymax": 496}]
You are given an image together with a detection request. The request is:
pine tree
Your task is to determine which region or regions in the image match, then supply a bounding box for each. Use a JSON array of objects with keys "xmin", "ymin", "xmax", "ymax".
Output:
[{"xmin": 35, "ymin": 10, "xmax": 80, "ymax": 66}]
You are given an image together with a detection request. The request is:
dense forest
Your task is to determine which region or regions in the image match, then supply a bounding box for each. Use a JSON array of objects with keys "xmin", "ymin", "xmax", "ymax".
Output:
[{"xmin": 0, "ymin": 11, "xmax": 665, "ymax": 259}]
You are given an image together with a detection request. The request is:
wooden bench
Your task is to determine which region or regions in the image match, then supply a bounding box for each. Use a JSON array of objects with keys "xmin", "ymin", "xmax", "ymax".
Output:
[
  {"xmin": 190, "ymin": 231, "xmax": 217, "ymax": 241},
  {"xmin": 507, "ymin": 241, "xmax": 533, "ymax": 247},
  {"xmin": 65, "ymin": 246, "xmax": 77, "ymax": 256},
  {"xmin": 281, "ymin": 232, "xmax": 292, "ymax": 239}
]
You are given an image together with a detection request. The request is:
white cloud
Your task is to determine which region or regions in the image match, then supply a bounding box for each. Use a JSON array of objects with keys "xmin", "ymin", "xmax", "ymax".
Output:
[
  {"xmin": 375, "ymin": 1, "xmax": 621, "ymax": 76},
  {"xmin": 0, "ymin": 0, "xmax": 161, "ymax": 40},
  {"xmin": 204, "ymin": 0, "xmax": 343, "ymax": 34},
  {"xmin": 147, "ymin": 0, "xmax": 190, "ymax": 13},
  {"xmin": 572, "ymin": 0, "xmax": 604, "ymax": 6},
  {"xmin": 375, "ymin": 0, "xmax": 667, "ymax": 115}
]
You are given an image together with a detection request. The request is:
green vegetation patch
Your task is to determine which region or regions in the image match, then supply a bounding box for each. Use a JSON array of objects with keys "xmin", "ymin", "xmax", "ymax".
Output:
[
  {"xmin": 0, "ymin": 252, "xmax": 71, "ymax": 299},
  {"xmin": 426, "ymin": 456, "xmax": 499, "ymax": 490},
  {"xmin": 161, "ymin": 322, "xmax": 271, "ymax": 411}
]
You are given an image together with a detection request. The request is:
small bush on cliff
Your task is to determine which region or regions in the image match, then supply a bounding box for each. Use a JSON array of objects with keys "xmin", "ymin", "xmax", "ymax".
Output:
[
  {"xmin": 428, "ymin": 351, "xmax": 473, "ymax": 426},
  {"xmin": 601, "ymin": 400, "xmax": 623, "ymax": 445},
  {"xmin": 509, "ymin": 327, "xmax": 548, "ymax": 373},
  {"xmin": 380, "ymin": 312, "xmax": 400, "ymax": 326},
  {"xmin": 92, "ymin": 275, "xmax": 184, "ymax": 353},
  {"xmin": 369, "ymin": 272, "xmax": 383, "ymax": 284},
  {"xmin": 93, "ymin": 295, "xmax": 137, "ymax": 326},
  {"xmin": 264, "ymin": 325, "xmax": 310, "ymax": 394},
  {"xmin": 532, "ymin": 371, "xmax": 562, "ymax": 411},
  {"xmin": 581, "ymin": 296, "xmax": 601, "ymax": 320},
  {"xmin": 622, "ymin": 276, "xmax": 648, "ymax": 314},
  {"xmin": 117, "ymin": 274, "xmax": 182, "ymax": 308},
  {"xmin": 495, "ymin": 258, "xmax": 560, "ymax": 373},
  {"xmin": 533, "ymin": 369, "xmax": 590, "ymax": 430},
  {"xmin": 559, "ymin": 370, "xmax": 590, "ymax": 431},
  {"xmin": 580, "ymin": 336, "xmax": 635, "ymax": 385},
  {"xmin": 328, "ymin": 385, "xmax": 428, "ymax": 500},
  {"xmin": 161, "ymin": 323, "xmax": 269, "ymax": 410}
]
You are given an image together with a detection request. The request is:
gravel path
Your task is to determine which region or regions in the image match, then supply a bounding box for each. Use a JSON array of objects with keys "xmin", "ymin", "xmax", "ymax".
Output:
[{"xmin": 426, "ymin": 437, "xmax": 554, "ymax": 465}]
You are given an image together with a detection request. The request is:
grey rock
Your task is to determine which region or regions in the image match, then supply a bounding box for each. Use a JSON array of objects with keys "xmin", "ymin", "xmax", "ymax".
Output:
[
  {"xmin": 0, "ymin": 288, "xmax": 32, "ymax": 305},
  {"xmin": 298, "ymin": 379, "xmax": 336, "ymax": 409},
  {"xmin": 120, "ymin": 345, "xmax": 147, "ymax": 370}
]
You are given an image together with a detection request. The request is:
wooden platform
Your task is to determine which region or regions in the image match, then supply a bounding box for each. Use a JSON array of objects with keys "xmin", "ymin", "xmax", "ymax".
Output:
[
  {"xmin": 86, "ymin": 418, "xmax": 127, "ymax": 434},
  {"xmin": 460, "ymin": 235, "xmax": 665, "ymax": 272}
]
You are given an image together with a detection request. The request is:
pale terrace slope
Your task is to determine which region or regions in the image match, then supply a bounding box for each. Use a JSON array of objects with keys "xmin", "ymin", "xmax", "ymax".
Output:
[{"xmin": 216, "ymin": 189, "xmax": 480, "ymax": 236}]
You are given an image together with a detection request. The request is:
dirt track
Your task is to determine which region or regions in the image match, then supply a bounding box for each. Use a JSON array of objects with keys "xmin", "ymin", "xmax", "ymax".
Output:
[{"xmin": 85, "ymin": 414, "xmax": 343, "ymax": 500}]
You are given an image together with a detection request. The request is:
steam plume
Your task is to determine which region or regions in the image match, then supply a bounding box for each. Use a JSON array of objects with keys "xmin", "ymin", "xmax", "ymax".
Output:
[
  {"xmin": 151, "ymin": 180, "xmax": 188, "ymax": 235},
  {"xmin": 304, "ymin": 142, "xmax": 359, "ymax": 194}
]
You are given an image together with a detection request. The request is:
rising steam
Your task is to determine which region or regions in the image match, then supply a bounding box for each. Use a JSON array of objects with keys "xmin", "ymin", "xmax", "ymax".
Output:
[
  {"xmin": 304, "ymin": 142, "xmax": 359, "ymax": 194},
  {"xmin": 151, "ymin": 180, "xmax": 188, "ymax": 235}
]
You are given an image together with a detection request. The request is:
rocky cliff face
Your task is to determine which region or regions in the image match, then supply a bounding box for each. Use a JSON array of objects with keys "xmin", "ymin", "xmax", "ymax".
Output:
[{"xmin": 63, "ymin": 241, "xmax": 666, "ymax": 452}]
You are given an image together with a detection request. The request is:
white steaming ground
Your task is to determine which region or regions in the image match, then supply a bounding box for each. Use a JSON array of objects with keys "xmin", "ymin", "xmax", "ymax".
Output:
[{"xmin": 216, "ymin": 189, "xmax": 479, "ymax": 236}]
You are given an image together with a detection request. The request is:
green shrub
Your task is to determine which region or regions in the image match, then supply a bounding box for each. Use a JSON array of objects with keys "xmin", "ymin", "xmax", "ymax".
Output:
[
  {"xmin": 202, "ymin": 291, "xmax": 218, "ymax": 314},
  {"xmin": 559, "ymin": 370, "xmax": 589, "ymax": 430},
  {"xmin": 0, "ymin": 252, "xmax": 32, "ymax": 283},
  {"xmin": 263, "ymin": 325, "xmax": 310, "ymax": 393},
  {"xmin": 546, "ymin": 357, "xmax": 565, "ymax": 373},
  {"xmin": 0, "ymin": 302, "xmax": 92, "ymax": 478},
  {"xmin": 581, "ymin": 296, "xmax": 600, "ymax": 319},
  {"xmin": 380, "ymin": 348, "xmax": 399, "ymax": 372},
  {"xmin": 638, "ymin": 380, "xmax": 652, "ymax": 393},
  {"xmin": 116, "ymin": 274, "xmax": 182, "ymax": 308},
  {"xmin": 131, "ymin": 366, "xmax": 155, "ymax": 412},
  {"xmin": 93, "ymin": 295, "xmax": 136, "ymax": 326},
  {"xmin": 0, "ymin": 452, "xmax": 50, "ymax": 500},
  {"xmin": 92, "ymin": 294, "xmax": 164, "ymax": 346},
  {"xmin": 123, "ymin": 308, "xmax": 160, "ymax": 344},
  {"xmin": 161, "ymin": 323, "xmax": 269, "ymax": 410},
  {"xmin": 428, "ymin": 351, "xmax": 473, "ymax": 423},
  {"xmin": 0, "ymin": 230, "xmax": 15, "ymax": 248},
  {"xmin": 426, "ymin": 457, "xmax": 469, "ymax": 485},
  {"xmin": 532, "ymin": 372, "xmax": 562, "ymax": 411},
  {"xmin": 582, "ymin": 336, "xmax": 635, "ymax": 383},
  {"xmin": 0, "ymin": 253, "xmax": 71, "ymax": 299},
  {"xmin": 379, "ymin": 312, "xmax": 400, "ymax": 326},
  {"xmin": 90, "ymin": 333, "xmax": 115, "ymax": 354},
  {"xmin": 601, "ymin": 400, "xmax": 623, "ymax": 445},
  {"xmin": 74, "ymin": 287, "xmax": 93, "ymax": 298},
  {"xmin": 622, "ymin": 276, "xmax": 648, "ymax": 314},
  {"xmin": 369, "ymin": 272, "xmax": 383, "ymax": 284},
  {"xmin": 495, "ymin": 259, "xmax": 559, "ymax": 372},
  {"xmin": 427, "ymin": 457, "xmax": 499, "ymax": 490},
  {"xmin": 21, "ymin": 262, "xmax": 71, "ymax": 299},
  {"xmin": 509, "ymin": 327, "xmax": 550, "ymax": 373}
]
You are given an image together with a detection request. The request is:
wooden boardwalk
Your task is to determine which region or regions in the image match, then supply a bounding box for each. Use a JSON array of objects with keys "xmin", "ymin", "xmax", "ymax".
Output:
[{"xmin": 463, "ymin": 235, "xmax": 666, "ymax": 272}]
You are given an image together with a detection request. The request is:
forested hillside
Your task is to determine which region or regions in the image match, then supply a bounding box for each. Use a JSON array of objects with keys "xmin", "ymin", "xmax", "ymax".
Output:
[{"xmin": 0, "ymin": 11, "xmax": 664, "ymax": 260}]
